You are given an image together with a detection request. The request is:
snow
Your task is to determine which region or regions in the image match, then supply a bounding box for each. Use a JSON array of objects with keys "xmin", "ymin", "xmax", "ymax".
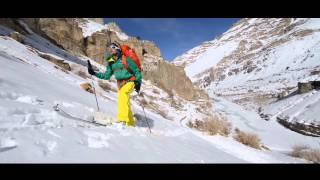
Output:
[
  {"xmin": 79, "ymin": 19, "xmax": 108, "ymax": 37},
  {"xmin": 297, "ymin": 18, "xmax": 320, "ymax": 30},
  {"xmin": 35, "ymin": 139, "xmax": 57, "ymax": 155},
  {"xmin": 192, "ymin": 133, "xmax": 304, "ymax": 163},
  {"xmin": 83, "ymin": 131, "xmax": 112, "ymax": 149},
  {"xmin": 0, "ymin": 36, "xmax": 236, "ymax": 162},
  {"xmin": 201, "ymin": 21, "xmax": 320, "ymax": 128},
  {"xmin": 263, "ymin": 90, "xmax": 320, "ymax": 125},
  {"xmin": 211, "ymin": 95, "xmax": 320, "ymax": 151},
  {"xmin": 113, "ymin": 31, "xmax": 129, "ymax": 41},
  {"xmin": 176, "ymin": 18, "xmax": 320, "ymax": 162},
  {"xmin": 175, "ymin": 19, "xmax": 320, "ymax": 131},
  {"xmin": 0, "ymin": 137, "xmax": 18, "ymax": 152},
  {"xmin": 78, "ymin": 19, "xmax": 129, "ymax": 40},
  {"xmin": 185, "ymin": 41, "xmax": 239, "ymax": 79},
  {"xmin": 176, "ymin": 19, "xmax": 320, "ymax": 83},
  {"xmin": 0, "ymin": 24, "xmax": 307, "ymax": 163}
]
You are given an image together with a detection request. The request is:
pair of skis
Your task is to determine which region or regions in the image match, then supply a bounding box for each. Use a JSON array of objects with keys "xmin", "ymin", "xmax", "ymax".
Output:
[
  {"xmin": 53, "ymin": 104, "xmax": 112, "ymax": 127},
  {"xmin": 54, "ymin": 104, "xmax": 155, "ymax": 135}
]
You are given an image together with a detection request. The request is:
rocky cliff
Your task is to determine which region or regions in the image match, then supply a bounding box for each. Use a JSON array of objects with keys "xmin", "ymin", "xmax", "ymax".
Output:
[{"xmin": 0, "ymin": 18, "xmax": 203, "ymax": 101}]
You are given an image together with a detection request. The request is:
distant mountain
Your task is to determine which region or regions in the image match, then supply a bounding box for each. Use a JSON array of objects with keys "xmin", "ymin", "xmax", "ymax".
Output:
[{"xmin": 174, "ymin": 18, "xmax": 320, "ymax": 136}]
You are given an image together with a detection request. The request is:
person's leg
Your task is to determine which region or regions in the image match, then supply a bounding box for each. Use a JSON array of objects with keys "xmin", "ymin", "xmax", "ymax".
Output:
[
  {"xmin": 127, "ymin": 101, "xmax": 135, "ymax": 126},
  {"xmin": 117, "ymin": 82, "xmax": 135, "ymax": 126},
  {"xmin": 117, "ymin": 89, "xmax": 126, "ymax": 123}
]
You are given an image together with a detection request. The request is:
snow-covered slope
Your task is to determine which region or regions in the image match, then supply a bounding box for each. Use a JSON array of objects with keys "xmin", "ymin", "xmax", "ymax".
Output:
[
  {"xmin": 261, "ymin": 89, "xmax": 320, "ymax": 136},
  {"xmin": 174, "ymin": 18, "xmax": 320, "ymax": 136},
  {"xmin": 211, "ymin": 95, "xmax": 320, "ymax": 151},
  {"xmin": 175, "ymin": 18, "xmax": 320, "ymax": 84},
  {"xmin": 0, "ymin": 24, "xmax": 308, "ymax": 163},
  {"xmin": 176, "ymin": 40, "xmax": 239, "ymax": 80}
]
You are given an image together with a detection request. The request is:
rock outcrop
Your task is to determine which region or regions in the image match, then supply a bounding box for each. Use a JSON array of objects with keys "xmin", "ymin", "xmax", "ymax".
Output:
[
  {"xmin": 84, "ymin": 29, "xmax": 112, "ymax": 65},
  {"xmin": 87, "ymin": 18, "xmax": 104, "ymax": 25},
  {"xmin": 143, "ymin": 55, "xmax": 199, "ymax": 100},
  {"xmin": 0, "ymin": 18, "xmax": 205, "ymax": 101},
  {"xmin": 21, "ymin": 18, "xmax": 85, "ymax": 55}
]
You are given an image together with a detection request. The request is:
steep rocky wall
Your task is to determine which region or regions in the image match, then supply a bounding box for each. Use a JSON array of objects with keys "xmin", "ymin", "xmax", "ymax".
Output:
[{"xmin": 0, "ymin": 18, "xmax": 205, "ymax": 101}]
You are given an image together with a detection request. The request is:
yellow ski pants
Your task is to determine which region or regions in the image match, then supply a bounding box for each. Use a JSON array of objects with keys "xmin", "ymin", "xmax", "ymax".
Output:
[{"xmin": 117, "ymin": 82, "xmax": 135, "ymax": 126}]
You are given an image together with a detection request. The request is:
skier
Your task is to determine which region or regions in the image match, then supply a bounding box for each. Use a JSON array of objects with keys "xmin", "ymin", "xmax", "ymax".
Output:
[{"xmin": 88, "ymin": 42, "xmax": 142, "ymax": 127}]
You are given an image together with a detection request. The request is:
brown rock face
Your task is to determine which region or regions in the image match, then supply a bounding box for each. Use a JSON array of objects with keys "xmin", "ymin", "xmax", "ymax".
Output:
[
  {"xmin": 39, "ymin": 18, "xmax": 84, "ymax": 55},
  {"xmin": 142, "ymin": 40, "xmax": 161, "ymax": 57},
  {"xmin": 298, "ymin": 82, "xmax": 313, "ymax": 94},
  {"xmin": 12, "ymin": 18, "xmax": 162, "ymax": 66},
  {"xmin": 143, "ymin": 55, "xmax": 198, "ymax": 101},
  {"xmin": 84, "ymin": 30, "xmax": 112, "ymax": 65},
  {"xmin": 38, "ymin": 53, "xmax": 71, "ymax": 72},
  {"xmin": 21, "ymin": 18, "xmax": 85, "ymax": 55},
  {"xmin": 9, "ymin": 31, "xmax": 25, "ymax": 43},
  {"xmin": 0, "ymin": 18, "xmax": 203, "ymax": 101},
  {"xmin": 0, "ymin": 18, "xmax": 33, "ymax": 35},
  {"xmin": 80, "ymin": 82, "xmax": 94, "ymax": 93},
  {"xmin": 87, "ymin": 18, "xmax": 104, "ymax": 25}
]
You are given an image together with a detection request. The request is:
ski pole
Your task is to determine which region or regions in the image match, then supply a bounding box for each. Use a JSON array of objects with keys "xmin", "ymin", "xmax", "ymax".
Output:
[
  {"xmin": 90, "ymin": 75, "xmax": 100, "ymax": 112},
  {"xmin": 140, "ymin": 93, "xmax": 151, "ymax": 134},
  {"xmin": 87, "ymin": 60, "xmax": 100, "ymax": 112},
  {"xmin": 142, "ymin": 105, "xmax": 151, "ymax": 134}
]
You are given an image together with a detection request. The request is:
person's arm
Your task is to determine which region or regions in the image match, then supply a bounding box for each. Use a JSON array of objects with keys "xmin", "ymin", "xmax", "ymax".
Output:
[{"xmin": 95, "ymin": 65, "xmax": 113, "ymax": 80}]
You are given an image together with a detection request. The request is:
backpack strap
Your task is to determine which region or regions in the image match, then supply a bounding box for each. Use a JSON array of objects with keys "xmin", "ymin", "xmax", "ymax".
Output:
[
  {"xmin": 117, "ymin": 55, "xmax": 136, "ymax": 90},
  {"xmin": 122, "ymin": 55, "xmax": 128, "ymax": 70},
  {"xmin": 122, "ymin": 55, "xmax": 134, "ymax": 75}
]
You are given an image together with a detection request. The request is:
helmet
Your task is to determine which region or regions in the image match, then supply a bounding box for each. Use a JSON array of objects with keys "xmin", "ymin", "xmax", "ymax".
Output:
[
  {"xmin": 109, "ymin": 42, "xmax": 121, "ymax": 51},
  {"xmin": 108, "ymin": 42, "xmax": 122, "ymax": 58}
]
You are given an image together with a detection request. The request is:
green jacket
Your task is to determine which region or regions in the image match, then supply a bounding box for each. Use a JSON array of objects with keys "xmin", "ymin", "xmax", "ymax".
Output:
[{"xmin": 95, "ymin": 56, "xmax": 142, "ymax": 88}]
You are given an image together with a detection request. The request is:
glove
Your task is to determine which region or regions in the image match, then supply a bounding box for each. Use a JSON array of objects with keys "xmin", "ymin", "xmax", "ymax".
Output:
[
  {"xmin": 134, "ymin": 81, "xmax": 141, "ymax": 93},
  {"xmin": 88, "ymin": 67, "xmax": 95, "ymax": 76},
  {"xmin": 87, "ymin": 60, "xmax": 96, "ymax": 76}
]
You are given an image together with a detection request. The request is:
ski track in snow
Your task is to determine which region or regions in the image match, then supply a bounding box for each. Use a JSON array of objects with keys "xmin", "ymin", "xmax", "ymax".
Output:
[
  {"xmin": 0, "ymin": 137, "xmax": 18, "ymax": 152},
  {"xmin": 0, "ymin": 92, "xmax": 44, "ymax": 106}
]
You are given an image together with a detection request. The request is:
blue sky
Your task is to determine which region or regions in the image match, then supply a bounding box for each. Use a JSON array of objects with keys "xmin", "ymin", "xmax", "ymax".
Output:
[{"xmin": 104, "ymin": 18, "xmax": 240, "ymax": 61}]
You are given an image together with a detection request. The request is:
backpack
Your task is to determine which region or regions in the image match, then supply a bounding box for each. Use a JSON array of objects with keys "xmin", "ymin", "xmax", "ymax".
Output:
[
  {"xmin": 120, "ymin": 45, "xmax": 142, "ymax": 72},
  {"xmin": 119, "ymin": 44, "xmax": 142, "ymax": 93}
]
